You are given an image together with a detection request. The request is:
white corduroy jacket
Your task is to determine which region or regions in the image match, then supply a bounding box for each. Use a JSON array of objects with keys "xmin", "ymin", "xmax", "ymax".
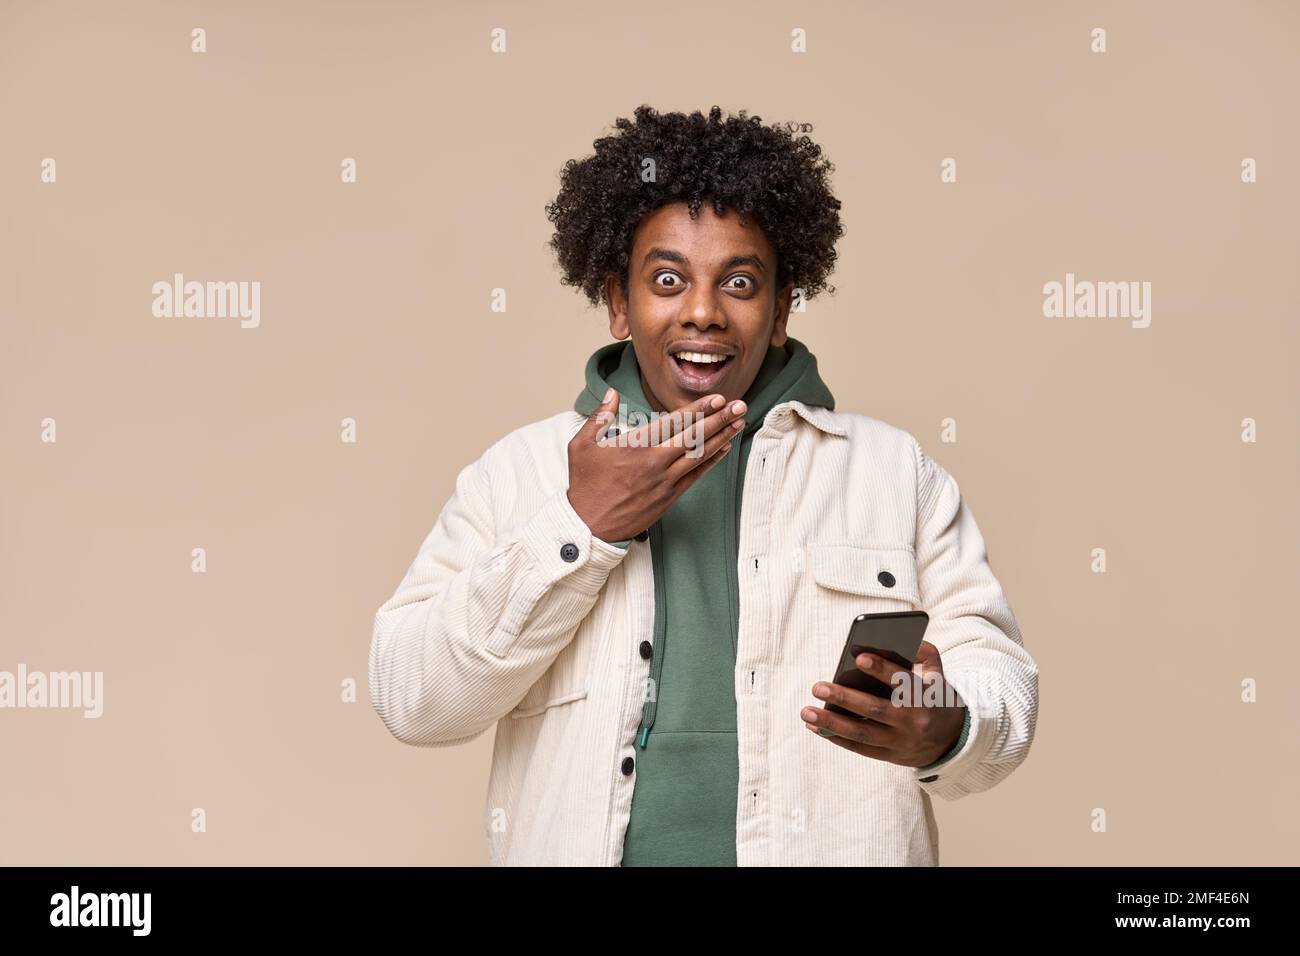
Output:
[{"xmin": 369, "ymin": 400, "xmax": 1038, "ymax": 866}]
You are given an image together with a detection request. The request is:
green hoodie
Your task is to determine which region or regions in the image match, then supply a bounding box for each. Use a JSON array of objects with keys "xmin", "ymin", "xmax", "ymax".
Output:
[{"xmin": 574, "ymin": 337, "xmax": 835, "ymax": 866}]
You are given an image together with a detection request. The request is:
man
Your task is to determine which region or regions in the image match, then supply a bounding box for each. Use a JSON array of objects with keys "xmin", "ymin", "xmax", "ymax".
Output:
[{"xmin": 369, "ymin": 105, "xmax": 1038, "ymax": 866}]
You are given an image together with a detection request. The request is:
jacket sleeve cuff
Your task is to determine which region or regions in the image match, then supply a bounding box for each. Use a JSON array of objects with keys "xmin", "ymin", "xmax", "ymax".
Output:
[
  {"xmin": 914, "ymin": 671, "xmax": 999, "ymax": 793},
  {"xmin": 918, "ymin": 708, "xmax": 970, "ymax": 772},
  {"xmin": 519, "ymin": 489, "xmax": 629, "ymax": 592}
]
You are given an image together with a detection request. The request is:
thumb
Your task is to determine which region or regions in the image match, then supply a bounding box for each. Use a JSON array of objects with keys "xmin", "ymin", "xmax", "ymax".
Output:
[
  {"xmin": 913, "ymin": 639, "xmax": 943, "ymax": 675},
  {"xmin": 584, "ymin": 387, "xmax": 619, "ymax": 442}
]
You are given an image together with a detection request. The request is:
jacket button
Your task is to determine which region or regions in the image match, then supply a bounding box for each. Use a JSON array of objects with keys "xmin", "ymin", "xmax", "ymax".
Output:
[
  {"xmin": 878, "ymin": 571, "xmax": 896, "ymax": 588},
  {"xmin": 638, "ymin": 640, "xmax": 652, "ymax": 660},
  {"xmin": 560, "ymin": 543, "xmax": 579, "ymax": 562},
  {"xmin": 621, "ymin": 756, "xmax": 635, "ymax": 775},
  {"xmin": 919, "ymin": 774, "xmax": 938, "ymax": 783},
  {"xmin": 634, "ymin": 529, "xmax": 649, "ymax": 542}
]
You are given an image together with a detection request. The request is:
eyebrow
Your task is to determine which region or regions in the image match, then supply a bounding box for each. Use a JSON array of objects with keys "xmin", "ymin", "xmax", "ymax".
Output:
[{"xmin": 640, "ymin": 246, "xmax": 767, "ymax": 273}]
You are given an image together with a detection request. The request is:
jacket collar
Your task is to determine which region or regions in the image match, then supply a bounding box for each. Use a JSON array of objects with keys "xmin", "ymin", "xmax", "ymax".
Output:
[{"xmin": 765, "ymin": 400, "xmax": 848, "ymax": 437}]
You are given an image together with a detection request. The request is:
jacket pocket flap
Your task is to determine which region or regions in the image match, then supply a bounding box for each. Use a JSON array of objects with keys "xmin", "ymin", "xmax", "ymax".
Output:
[{"xmin": 809, "ymin": 545, "xmax": 920, "ymax": 605}]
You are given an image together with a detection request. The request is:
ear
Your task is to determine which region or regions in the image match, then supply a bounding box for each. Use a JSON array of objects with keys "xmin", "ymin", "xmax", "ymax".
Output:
[
  {"xmin": 605, "ymin": 274, "xmax": 630, "ymax": 339},
  {"xmin": 769, "ymin": 279, "xmax": 793, "ymax": 347}
]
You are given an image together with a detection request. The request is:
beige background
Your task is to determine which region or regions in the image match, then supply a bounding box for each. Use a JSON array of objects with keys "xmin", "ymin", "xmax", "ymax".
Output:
[{"xmin": 2, "ymin": 0, "xmax": 1297, "ymax": 865}]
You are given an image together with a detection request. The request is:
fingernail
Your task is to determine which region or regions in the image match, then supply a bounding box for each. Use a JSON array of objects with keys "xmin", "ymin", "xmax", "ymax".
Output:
[
  {"xmin": 812, "ymin": 683, "xmax": 829, "ymax": 699},
  {"xmin": 710, "ymin": 395, "xmax": 725, "ymax": 409},
  {"xmin": 731, "ymin": 401, "xmax": 746, "ymax": 415},
  {"xmin": 802, "ymin": 708, "xmax": 817, "ymax": 723},
  {"xmin": 603, "ymin": 387, "xmax": 614, "ymax": 403}
]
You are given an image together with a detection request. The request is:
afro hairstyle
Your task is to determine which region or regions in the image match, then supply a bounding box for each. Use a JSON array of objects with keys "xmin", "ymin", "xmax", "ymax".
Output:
[{"xmin": 545, "ymin": 104, "xmax": 845, "ymax": 309}]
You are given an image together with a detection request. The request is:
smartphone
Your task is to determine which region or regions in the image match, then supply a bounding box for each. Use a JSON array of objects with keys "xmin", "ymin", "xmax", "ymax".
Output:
[{"xmin": 825, "ymin": 610, "xmax": 930, "ymax": 717}]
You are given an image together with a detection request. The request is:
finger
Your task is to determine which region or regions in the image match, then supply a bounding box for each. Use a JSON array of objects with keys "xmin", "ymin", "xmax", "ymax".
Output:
[
  {"xmin": 656, "ymin": 393, "xmax": 729, "ymax": 441},
  {"xmin": 806, "ymin": 726, "xmax": 898, "ymax": 762},
  {"xmin": 908, "ymin": 641, "xmax": 955, "ymax": 702},
  {"xmin": 664, "ymin": 416, "xmax": 744, "ymax": 480},
  {"xmin": 860, "ymin": 650, "xmax": 963, "ymax": 715},
  {"xmin": 800, "ymin": 704, "xmax": 901, "ymax": 749},
  {"xmin": 855, "ymin": 651, "xmax": 914, "ymax": 693},
  {"xmin": 664, "ymin": 435, "xmax": 732, "ymax": 498},
  {"xmin": 627, "ymin": 396, "xmax": 746, "ymax": 460},
  {"xmin": 663, "ymin": 399, "xmax": 747, "ymax": 455},
  {"xmin": 913, "ymin": 640, "xmax": 944, "ymax": 675},
  {"xmin": 580, "ymin": 388, "xmax": 620, "ymax": 445},
  {"xmin": 610, "ymin": 393, "xmax": 721, "ymax": 450},
  {"xmin": 809, "ymin": 679, "xmax": 906, "ymax": 727}
]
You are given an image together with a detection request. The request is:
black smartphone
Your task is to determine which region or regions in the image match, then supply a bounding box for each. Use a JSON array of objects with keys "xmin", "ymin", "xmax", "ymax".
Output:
[{"xmin": 826, "ymin": 610, "xmax": 930, "ymax": 717}]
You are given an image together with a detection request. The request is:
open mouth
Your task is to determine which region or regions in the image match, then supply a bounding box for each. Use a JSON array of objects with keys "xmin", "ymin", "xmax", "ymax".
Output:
[{"xmin": 670, "ymin": 350, "xmax": 734, "ymax": 391}]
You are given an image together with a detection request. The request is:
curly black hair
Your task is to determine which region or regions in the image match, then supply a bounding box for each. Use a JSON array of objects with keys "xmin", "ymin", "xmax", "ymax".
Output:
[{"xmin": 545, "ymin": 105, "xmax": 844, "ymax": 309}]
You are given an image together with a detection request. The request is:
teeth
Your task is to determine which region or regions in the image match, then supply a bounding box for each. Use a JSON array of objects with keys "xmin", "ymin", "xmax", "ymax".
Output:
[{"xmin": 673, "ymin": 351, "xmax": 728, "ymax": 364}]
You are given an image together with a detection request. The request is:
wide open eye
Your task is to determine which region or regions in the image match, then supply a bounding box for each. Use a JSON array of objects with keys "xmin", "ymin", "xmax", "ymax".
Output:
[
  {"xmin": 725, "ymin": 274, "xmax": 756, "ymax": 294},
  {"xmin": 653, "ymin": 271, "xmax": 683, "ymax": 289}
]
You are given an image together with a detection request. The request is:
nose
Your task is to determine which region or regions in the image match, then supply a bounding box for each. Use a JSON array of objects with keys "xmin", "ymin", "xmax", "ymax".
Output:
[{"xmin": 678, "ymin": 285, "xmax": 728, "ymax": 332}]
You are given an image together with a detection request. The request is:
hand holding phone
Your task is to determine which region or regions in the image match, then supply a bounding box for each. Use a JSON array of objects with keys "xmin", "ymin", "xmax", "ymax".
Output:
[{"xmin": 826, "ymin": 611, "xmax": 929, "ymax": 717}]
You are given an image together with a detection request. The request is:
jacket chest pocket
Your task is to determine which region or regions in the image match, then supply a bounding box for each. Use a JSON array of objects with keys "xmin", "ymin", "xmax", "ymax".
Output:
[{"xmin": 805, "ymin": 544, "xmax": 922, "ymax": 667}]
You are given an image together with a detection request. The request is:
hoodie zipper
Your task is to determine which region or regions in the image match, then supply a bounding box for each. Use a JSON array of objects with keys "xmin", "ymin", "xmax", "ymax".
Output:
[{"xmin": 636, "ymin": 520, "xmax": 668, "ymax": 748}]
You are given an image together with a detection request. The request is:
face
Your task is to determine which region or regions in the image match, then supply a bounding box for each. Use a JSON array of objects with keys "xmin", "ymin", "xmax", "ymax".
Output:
[{"xmin": 604, "ymin": 200, "xmax": 793, "ymax": 413}]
